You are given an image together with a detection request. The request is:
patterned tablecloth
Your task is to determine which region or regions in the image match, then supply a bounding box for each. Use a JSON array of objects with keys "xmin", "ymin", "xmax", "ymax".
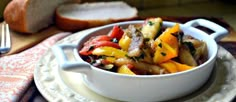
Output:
[{"xmin": 0, "ymin": 33, "xmax": 71, "ymax": 102}]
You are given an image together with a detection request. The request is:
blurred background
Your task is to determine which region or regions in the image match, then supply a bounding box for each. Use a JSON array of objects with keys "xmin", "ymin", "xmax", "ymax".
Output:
[
  {"xmin": 0, "ymin": 0, "xmax": 11, "ymax": 21},
  {"xmin": 1, "ymin": 0, "xmax": 236, "ymax": 29},
  {"xmin": 81, "ymin": 0, "xmax": 236, "ymax": 29}
]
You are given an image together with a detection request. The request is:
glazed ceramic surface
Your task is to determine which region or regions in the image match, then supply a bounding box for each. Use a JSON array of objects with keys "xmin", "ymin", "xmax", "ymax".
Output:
[
  {"xmin": 34, "ymin": 27, "xmax": 236, "ymax": 102},
  {"xmin": 52, "ymin": 19, "xmax": 228, "ymax": 101}
]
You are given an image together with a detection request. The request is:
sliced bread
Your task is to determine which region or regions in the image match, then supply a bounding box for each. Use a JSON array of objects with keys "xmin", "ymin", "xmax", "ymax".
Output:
[
  {"xmin": 4, "ymin": 0, "xmax": 80, "ymax": 33},
  {"xmin": 55, "ymin": 1, "xmax": 138, "ymax": 32}
]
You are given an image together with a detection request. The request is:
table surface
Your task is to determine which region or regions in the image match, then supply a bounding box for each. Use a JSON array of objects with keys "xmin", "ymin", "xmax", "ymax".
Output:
[
  {"xmin": 19, "ymin": 21, "xmax": 236, "ymax": 102},
  {"xmin": 2, "ymin": 1, "xmax": 236, "ymax": 101},
  {"xmin": 2, "ymin": 16, "xmax": 235, "ymax": 102},
  {"xmin": 21, "ymin": 40, "xmax": 236, "ymax": 102}
]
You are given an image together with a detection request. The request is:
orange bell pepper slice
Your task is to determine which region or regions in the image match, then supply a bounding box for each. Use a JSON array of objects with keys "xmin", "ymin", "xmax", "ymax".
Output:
[
  {"xmin": 153, "ymin": 39, "xmax": 177, "ymax": 64},
  {"xmin": 156, "ymin": 23, "xmax": 180, "ymax": 54},
  {"xmin": 117, "ymin": 65, "xmax": 136, "ymax": 75},
  {"xmin": 159, "ymin": 60, "xmax": 193, "ymax": 73}
]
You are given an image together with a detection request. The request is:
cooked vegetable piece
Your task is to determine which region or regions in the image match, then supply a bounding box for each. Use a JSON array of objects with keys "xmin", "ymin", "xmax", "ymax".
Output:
[
  {"xmin": 105, "ymin": 57, "xmax": 116, "ymax": 63},
  {"xmin": 183, "ymin": 38, "xmax": 203, "ymax": 48},
  {"xmin": 153, "ymin": 39, "xmax": 177, "ymax": 64},
  {"xmin": 159, "ymin": 60, "xmax": 192, "ymax": 73},
  {"xmin": 183, "ymin": 42, "xmax": 196, "ymax": 55},
  {"xmin": 174, "ymin": 61, "xmax": 193, "ymax": 72},
  {"xmin": 141, "ymin": 48, "xmax": 153, "ymax": 64},
  {"xmin": 127, "ymin": 25, "xmax": 144, "ymax": 57},
  {"xmin": 118, "ymin": 34, "xmax": 131, "ymax": 51},
  {"xmin": 133, "ymin": 61, "xmax": 162, "ymax": 75},
  {"xmin": 156, "ymin": 23, "xmax": 180, "ymax": 53},
  {"xmin": 85, "ymin": 35, "xmax": 112, "ymax": 45},
  {"xmin": 193, "ymin": 42, "xmax": 208, "ymax": 64},
  {"xmin": 159, "ymin": 61, "xmax": 178, "ymax": 73},
  {"xmin": 79, "ymin": 35, "xmax": 114, "ymax": 55},
  {"xmin": 182, "ymin": 37, "xmax": 208, "ymax": 65},
  {"xmin": 115, "ymin": 57, "xmax": 162, "ymax": 75},
  {"xmin": 142, "ymin": 17, "xmax": 162, "ymax": 39},
  {"xmin": 178, "ymin": 44, "xmax": 197, "ymax": 66},
  {"xmin": 114, "ymin": 57, "xmax": 133, "ymax": 67},
  {"xmin": 79, "ymin": 41, "xmax": 120, "ymax": 55},
  {"xmin": 108, "ymin": 25, "xmax": 124, "ymax": 40},
  {"xmin": 117, "ymin": 65, "xmax": 136, "ymax": 75},
  {"xmin": 92, "ymin": 46, "xmax": 127, "ymax": 58}
]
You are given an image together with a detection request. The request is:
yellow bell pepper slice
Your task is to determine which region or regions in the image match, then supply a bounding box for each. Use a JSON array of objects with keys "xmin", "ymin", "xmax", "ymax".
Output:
[
  {"xmin": 118, "ymin": 34, "xmax": 131, "ymax": 51},
  {"xmin": 117, "ymin": 65, "xmax": 136, "ymax": 75},
  {"xmin": 159, "ymin": 60, "xmax": 193, "ymax": 73},
  {"xmin": 153, "ymin": 39, "xmax": 177, "ymax": 64},
  {"xmin": 105, "ymin": 57, "xmax": 116, "ymax": 63},
  {"xmin": 92, "ymin": 46, "xmax": 127, "ymax": 58},
  {"xmin": 142, "ymin": 17, "xmax": 163, "ymax": 39}
]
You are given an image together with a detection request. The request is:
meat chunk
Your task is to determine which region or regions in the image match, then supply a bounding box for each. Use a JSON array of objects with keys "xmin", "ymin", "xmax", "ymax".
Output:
[{"xmin": 126, "ymin": 25, "xmax": 144, "ymax": 57}]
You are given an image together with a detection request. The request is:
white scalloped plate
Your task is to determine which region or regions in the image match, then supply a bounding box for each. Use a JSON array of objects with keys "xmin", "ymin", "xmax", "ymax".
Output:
[{"xmin": 34, "ymin": 29, "xmax": 236, "ymax": 102}]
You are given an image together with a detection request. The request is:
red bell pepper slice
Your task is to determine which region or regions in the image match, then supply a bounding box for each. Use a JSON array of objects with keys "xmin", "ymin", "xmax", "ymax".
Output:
[
  {"xmin": 108, "ymin": 25, "xmax": 124, "ymax": 40},
  {"xmin": 80, "ymin": 35, "xmax": 112, "ymax": 55},
  {"xmin": 84, "ymin": 35, "xmax": 112, "ymax": 45},
  {"xmin": 79, "ymin": 40, "xmax": 121, "ymax": 55},
  {"xmin": 126, "ymin": 63, "xmax": 134, "ymax": 69},
  {"xmin": 80, "ymin": 26, "xmax": 124, "ymax": 55}
]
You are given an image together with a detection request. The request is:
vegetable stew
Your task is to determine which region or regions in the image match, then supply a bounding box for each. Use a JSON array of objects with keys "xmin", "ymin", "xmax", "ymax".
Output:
[{"xmin": 79, "ymin": 17, "xmax": 208, "ymax": 75}]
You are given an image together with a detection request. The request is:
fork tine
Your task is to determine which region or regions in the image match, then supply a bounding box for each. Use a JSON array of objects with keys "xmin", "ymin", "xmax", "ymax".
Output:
[
  {"xmin": 5, "ymin": 23, "xmax": 11, "ymax": 48},
  {"xmin": 0, "ymin": 23, "xmax": 11, "ymax": 54},
  {"xmin": 1, "ymin": 23, "xmax": 5, "ymax": 48}
]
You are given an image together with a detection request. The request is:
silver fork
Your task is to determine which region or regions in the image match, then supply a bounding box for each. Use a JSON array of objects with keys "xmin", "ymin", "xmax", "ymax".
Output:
[{"xmin": 0, "ymin": 23, "xmax": 11, "ymax": 54}]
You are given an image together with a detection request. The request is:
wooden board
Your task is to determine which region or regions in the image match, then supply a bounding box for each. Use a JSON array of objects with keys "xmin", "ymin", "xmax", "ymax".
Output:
[{"xmin": 0, "ymin": 23, "xmax": 64, "ymax": 56}]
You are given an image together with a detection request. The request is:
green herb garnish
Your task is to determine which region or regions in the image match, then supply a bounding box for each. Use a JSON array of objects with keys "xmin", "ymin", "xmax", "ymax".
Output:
[
  {"xmin": 148, "ymin": 21, "xmax": 154, "ymax": 26},
  {"xmin": 88, "ymin": 45, "xmax": 95, "ymax": 51},
  {"xmin": 171, "ymin": 33, "xmax": 178, "ymax": 38},
  {"xmin": 178, "ymin": 32, "xmax": 184, "ymax": 45},
  {"xmin": 125, "ymin": 52, "xmax": 145, "ymax": 62},
  {"xmin": 144, "ymin": 38, "xmax": 150, "ymax": 43},
  {"xmin": 183, "ymin": 42, "xmax": 196, "ymax": 55},
  {"xmin": 158, "ymin": 43, "xmax": 162, "ymax": 48},
  {"xmin": 161, "ymin": 52, "xmax": 166, "ymax": 56}
]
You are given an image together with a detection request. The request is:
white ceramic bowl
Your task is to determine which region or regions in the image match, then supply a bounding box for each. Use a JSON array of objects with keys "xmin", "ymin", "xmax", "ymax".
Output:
[{"xmin": 52, "ymin": 19, "xmax": 228, "ymax": 102}]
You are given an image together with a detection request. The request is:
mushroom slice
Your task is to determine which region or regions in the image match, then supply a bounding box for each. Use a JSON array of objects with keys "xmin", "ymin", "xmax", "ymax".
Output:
[
  {"xmin": 178, "ymin": 44, "xmax": 197, "ymax": 66},
  {"xmin": 194, "ymin": 42, "xmax": 208, "ymax": 64},
  {"xmin": 114, "ymin": 58, "xmax": 162, "ymax": 75}
]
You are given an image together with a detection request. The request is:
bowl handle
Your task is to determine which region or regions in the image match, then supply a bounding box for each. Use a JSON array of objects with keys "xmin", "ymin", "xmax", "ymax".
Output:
[
  {"xmin": 184, "ymin": 19, "xmax": 228, "ymax": 41},
  {"xmin": 52, "ymin": 44, "xmax": 91, "ymax": 73}
]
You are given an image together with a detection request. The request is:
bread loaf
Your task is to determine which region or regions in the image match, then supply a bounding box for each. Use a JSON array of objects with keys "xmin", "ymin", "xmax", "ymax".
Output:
[
  {"xmin": 4, "ymin": 0, "xmax": 80, "ymax": 33},
  {"xmin": 55, "ymin": 1, "xmax": 138, "ymax": 32}
]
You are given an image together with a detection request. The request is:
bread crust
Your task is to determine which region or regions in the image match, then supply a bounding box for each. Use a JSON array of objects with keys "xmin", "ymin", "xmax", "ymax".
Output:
[
  {"xmin": 55, "ymin": 6, "xmax": 138, "ymax": 32},
  {"xmin": 4, "ymin": 0, "xmax": 81, "ymax": 34},
  {"xmin": 4, "ymin": 0, "xmax": 29, "ymax": 33}
]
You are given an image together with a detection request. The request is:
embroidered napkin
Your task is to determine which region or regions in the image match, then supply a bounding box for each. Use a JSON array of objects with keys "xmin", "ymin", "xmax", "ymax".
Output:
[{"xmin": 0, "ymin": 32, "xmax": 71, "ymax": 102}]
